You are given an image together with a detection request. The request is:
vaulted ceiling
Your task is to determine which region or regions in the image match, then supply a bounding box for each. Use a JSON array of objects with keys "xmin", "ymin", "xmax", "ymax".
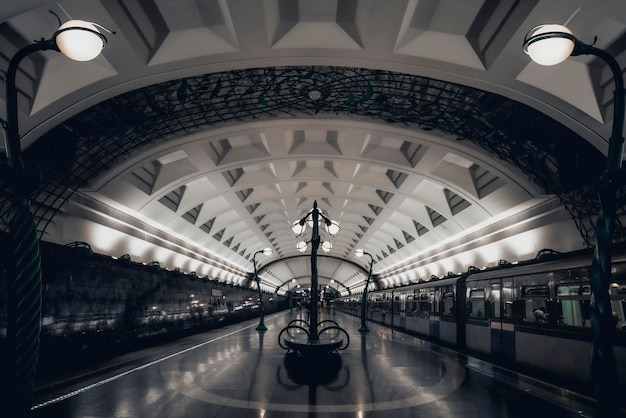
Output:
[{"xmin": 2, "ymin": 1, "xmax": 626, "ymax": 296}]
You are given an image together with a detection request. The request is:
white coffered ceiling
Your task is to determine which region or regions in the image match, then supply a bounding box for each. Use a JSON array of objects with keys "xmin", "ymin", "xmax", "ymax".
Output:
[{"xmin": 1, "ymin": 0, "xmax": 625, "ymax": 295}]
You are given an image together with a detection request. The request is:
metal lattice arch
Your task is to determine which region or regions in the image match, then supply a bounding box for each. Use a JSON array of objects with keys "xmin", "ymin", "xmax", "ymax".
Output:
[{"xmin": 2, "ymin": 2, "xmax": 626, "ymax": 293}]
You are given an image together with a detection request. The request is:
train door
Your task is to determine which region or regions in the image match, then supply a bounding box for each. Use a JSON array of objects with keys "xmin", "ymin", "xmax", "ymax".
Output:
[
  {"xmin": 399, "ymin": 292, "xmax": 407, "ymax": 328},
  {"xmin": 490, "ymin": 279, "xmax": 515, "ymax": 359},
  {"xmin": 429, "ymin": 288, "xmax": 440, "ymax": 339}
]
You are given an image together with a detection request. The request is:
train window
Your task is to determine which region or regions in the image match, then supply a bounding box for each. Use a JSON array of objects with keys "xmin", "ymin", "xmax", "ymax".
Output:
[
  {"xmin": 491, "ymin": 283, "xmax": 501, "ymax": 318},
  {"xmin": 489, "ymin": 281, "xmax": 513, "ymax": 319},
  {"xmin": 468, "ymin": 289, "xmax": 486, "ymax": 319},
  {"xmin": 407, "ymin": 294, "xmax": 417, "ymax": 313},
  {"xmin": 610, "ymin": 282, "xmax": 626, "ymax": 330},
  {"xmin": 372, "ymin": 296, "xmax": 384, "ymax": 311},
  {"xmin": 556, "ymin": 283, "xmax": 590, "ymax": 327},
  {"xmin": 399, "ymin": 292, "xmax": 407, "ymax": 313},
  {"xmin": 522, "ymin": 285, "xmax": 550, "ymax": 323},
  {"xmin": 428, "ymin": 291, "xmax": 439, "ymax": 315},
  {"xmin": 553, "ymin": 266, "xmax": 589, "ymax": 282},
  {"xmin": 442, "ymin": 290, "xmax": 455, "ymax": 316},
  {"xmin": 418, "ymin": 291, "xmax": 431, "ymax": 318},
  {"xmin": 503, "ymin": 281, "xmax": 513, "ymax": 319},
  {"xmin": 523, "ymin": 285, "xmax": 549, "ymax": 297},
  {"xmin": 612, "ymin": 261, "xmax": 626, "ymax": 279}
]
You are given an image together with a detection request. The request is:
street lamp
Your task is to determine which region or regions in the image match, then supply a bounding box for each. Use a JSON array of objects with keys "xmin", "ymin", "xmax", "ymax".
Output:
[
  {"xmin": 523, "ymin": 24, "xmax": 624, "ymax": 418},
  {"xmin": 3, "ymin": 20, "xmax": 110, "ymax": 418},
  {"xmin": 356, "ymin": 249, "xmax": 374, "ymax": 332},
  {"xmin": 252, "ymin": 247, "xmax": 272, "ymax": 331},
  {"xmin": 292, "ymin": 200, "xmax": 339, "ymax": 343}
]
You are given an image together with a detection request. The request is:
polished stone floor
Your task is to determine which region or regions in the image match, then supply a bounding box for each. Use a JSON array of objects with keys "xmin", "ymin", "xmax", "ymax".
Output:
[{"xmin": 31, "ymin": 311, "xmax": 597, "ymax": 417}]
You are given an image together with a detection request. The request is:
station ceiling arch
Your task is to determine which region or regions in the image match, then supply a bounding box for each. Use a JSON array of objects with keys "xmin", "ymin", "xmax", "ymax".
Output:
[{"xmin": 1, "ymin": 1, "xmax": 625, "ymax": 294}]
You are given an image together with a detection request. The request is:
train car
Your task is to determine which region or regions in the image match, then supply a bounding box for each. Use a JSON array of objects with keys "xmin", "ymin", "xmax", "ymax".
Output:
[
  {"xmin": 339, "ymin": 247, "xmax": 626, "ymax": 388},
  {"xmin": 366, "ymin": 277, "xmax": 461, "ymax": 344},
  {"xmin": 463, "ymin": 249, "xmax": 626, "ymax": 386}
]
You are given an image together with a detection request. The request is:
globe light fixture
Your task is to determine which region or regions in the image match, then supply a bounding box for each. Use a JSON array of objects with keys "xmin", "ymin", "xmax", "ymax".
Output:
[
  {"xmin": 523, "ymin": 24, "xmax": 575, "ymax": 66},
  {"xmin": 296, "ymin": 240, "xmax": 308, "ymax": 252},
  {"xmin": 291, "ymin": 220, "xmax": 306, "ymax": 236},
  {"xmin": 55, "ymin": 20, "xmax": 108, "ymax": 61},
  {"xmin": 321, "ymin": 240, "xmax": 333, "ymax": 253},
  {"xmin": 325, "ymin": 220, "xmax": 340, "ymax": 236}
]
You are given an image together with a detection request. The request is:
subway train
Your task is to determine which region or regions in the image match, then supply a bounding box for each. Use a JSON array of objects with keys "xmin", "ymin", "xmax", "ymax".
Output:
[
  {"xmin": 0, "ymin": 241, "xmax": 288, "ymax": 378},
  {"xmin": 337, "ymin": 246, "xmax": 626, "ymax": 389}
]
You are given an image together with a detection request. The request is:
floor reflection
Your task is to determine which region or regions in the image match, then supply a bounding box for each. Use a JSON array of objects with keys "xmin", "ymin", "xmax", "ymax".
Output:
[
  {"xmin": 278, "ymin": 352, "xmax": 349, "ymax": 405},
  {"xmin": 30, "ymin": 312, "xmax": 588, "ymax": 417}
]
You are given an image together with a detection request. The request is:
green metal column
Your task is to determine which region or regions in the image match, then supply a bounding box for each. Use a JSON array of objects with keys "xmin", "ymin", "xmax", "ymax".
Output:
[
  {"xmin": 309, "ymin": 201, "xmax": 320, "ymax": 343},
  {"xmin": 4, "ymin": 40, "xmax": 58, "ymax": 418},
  {"xmin": 581, "ymin": 45, "xmax": 624, "ymax": 418}
]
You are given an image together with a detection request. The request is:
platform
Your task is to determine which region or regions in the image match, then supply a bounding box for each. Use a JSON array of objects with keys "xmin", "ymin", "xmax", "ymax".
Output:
[{"xmin": 31, "ymin": 311, "xmax": 601, "ymax": 417}]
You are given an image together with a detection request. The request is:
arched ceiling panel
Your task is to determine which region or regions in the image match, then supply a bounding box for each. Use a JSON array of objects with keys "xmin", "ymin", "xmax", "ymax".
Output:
[{"xmin": 2, "ymin": 1, "xmax": 626, "ymax": 290}]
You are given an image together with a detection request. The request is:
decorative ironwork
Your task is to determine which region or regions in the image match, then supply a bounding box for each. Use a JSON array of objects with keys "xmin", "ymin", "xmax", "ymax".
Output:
[
  {"xmin": 278, "ymin": 319, "xmax": 350, "ymax": 351},
  {"xmin": 1, "ymin": 66, "xmax": 623, "ymax": 246}
]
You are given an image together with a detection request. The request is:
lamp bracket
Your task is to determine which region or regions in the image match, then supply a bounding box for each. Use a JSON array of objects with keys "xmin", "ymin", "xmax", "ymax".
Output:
[
  {"xmin": 48, "ymin": 10, "xmax": 62, "ymax": 26},
  {"xmin": 53, "ymin": 26, "xmax": 108, "ymax": 47},
  {"xmin": 570, "ymin": 35, "xmax": 598, "ymax": 57}
]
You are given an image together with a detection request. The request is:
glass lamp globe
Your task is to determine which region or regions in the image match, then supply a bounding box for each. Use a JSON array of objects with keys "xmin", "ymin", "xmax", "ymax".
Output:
[
  {"xmin": 321, "ymin": 241, "xmax": 333, "ymax": 253},
  {"xmin": 262, "ymin": 247, "xmax": 272, "ymax": 256},
  {"xmin": 55, "ymin": 20, "xmax": 106, "ymax": 61},
  {"xmin": 355, "ymin": 249, "xmax": 365, "ymax": 257},
  {"xmin": 296, "ymin": 240, "xmax": 308, "ymax": 253},
  {"xmin": 325, "ymin": 220, "xmax": 340, "ymax": 236},
  {"xmin": 523, "ymin": 24, "xmax": 575, "ymax": 66},
  {"xmin": 291, "ymin": 220, "xmax": 306, "ymax": 236}
]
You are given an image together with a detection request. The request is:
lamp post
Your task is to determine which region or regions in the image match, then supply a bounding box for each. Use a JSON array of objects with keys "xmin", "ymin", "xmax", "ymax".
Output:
[
  {"xmin": 291, "ymin": 200, "xmax": 339, "ymax": 343},
  {"xmin": 356, "ymin": 249, "xmax": 374, "ymax": 332},
  {"xmin": 252, "ymin": 247, "xmax": 272, "ymax": 331},
  {"xmin": 523, "ymin": 24, "xmax": 624, "ymax": 418},
  {"xmin": 2, "ymin": 21, "xmax": 108, "ymax": 418},
  {"xmin": 331, "ymin": 279, "xmax": 337, "ymax": 314}
]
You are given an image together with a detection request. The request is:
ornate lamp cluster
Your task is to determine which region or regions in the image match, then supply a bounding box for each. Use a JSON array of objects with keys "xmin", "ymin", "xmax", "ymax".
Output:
[
  {"xmin": 292, "ymin": 206, "xmax": 340, "ymax": 253},
  {"xmin": 277, "ymin": 200, "xmax": 349, "ymax": 382},
  {"xmin": 290, "ymin": 201, "xmax": 339, "ymax": 341}
]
